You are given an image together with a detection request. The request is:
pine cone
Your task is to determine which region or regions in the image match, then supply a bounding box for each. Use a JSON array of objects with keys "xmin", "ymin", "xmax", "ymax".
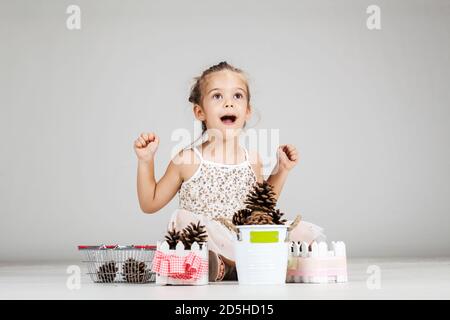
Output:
[
  {"xmin": 97, "ymin": 261, "xmax": 118, "ymax": 283},
  {"xmin": 232, "ymin": 180, "xmax": 288, "ymax": 227},
  {"xmin": 269, "ymin": 209, "xmax": 287, "ymax": 225},
  {"xmin": 245, "ymin": 210, "xmax": 274, "ymax": 225},
  {"xmin": 244, "ymin": 181, "xmax": 278, "ymax": 213},
  {"xmin": 122, "ymin": 258, "xmax": 151, "ymax": 283},
  {"xmin": 165, "ymin": 223, "xmax": 182, "ymax": 249},
  {"xmin": 232, "ymin": 208, "xmax": 252, "ymax": 226},
  {"xmin": 180, "ymin": 221, "xmax": 208, "ymax": 250}
]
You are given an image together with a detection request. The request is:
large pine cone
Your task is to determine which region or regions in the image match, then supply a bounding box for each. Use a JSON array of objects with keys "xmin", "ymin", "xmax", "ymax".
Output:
[
  {"xmin": 180, "ymin": 221, "xmax": 208, "ymax": 250},
  {"xmin": 232, "ymin": 208, "xmax": 252, "ymax": 226},
  {"xmin": 245, "ymin": 211, "xmax": 274, "ymax": 225},
  {"xmin": 232, "ymin": 180, "xmax": 288, "ymax": 227},
  {"xmin": 269, "ymin": 209, "xmax": 287, "ymax": 225},
  {"xmin": 97, "ymin": 261, "xmax": 118, "ymax": 283},
  {"xmin": 122, "ymin": 258, "xmax": 151, "ymax": 283},
  {"xmin": 244, "ymin": 181, "xmax": 278, "ymax": 213}
]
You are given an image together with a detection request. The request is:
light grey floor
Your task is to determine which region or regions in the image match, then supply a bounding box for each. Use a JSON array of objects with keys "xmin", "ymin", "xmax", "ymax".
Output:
[{"xmin": 1, "ymin": 258, "xmax": 449, "ymax": 300}]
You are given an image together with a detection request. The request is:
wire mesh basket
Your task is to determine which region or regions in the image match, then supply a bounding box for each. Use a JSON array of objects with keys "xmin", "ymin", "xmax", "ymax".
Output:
[{"xmin": 78, "ymin": 245, "xmax": 157, "ymax": 284}]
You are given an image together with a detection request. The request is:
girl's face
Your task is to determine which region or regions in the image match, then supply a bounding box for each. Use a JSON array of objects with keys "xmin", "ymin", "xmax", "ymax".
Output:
[{"xmin": 194, "ymin": 70, "xmax": 251, "ymax": 138}]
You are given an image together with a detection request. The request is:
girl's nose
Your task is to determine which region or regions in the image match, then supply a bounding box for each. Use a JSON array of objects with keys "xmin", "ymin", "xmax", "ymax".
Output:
[{"xmin": 225, "ymin": 103, "xmax": 234, "ymax": 108}]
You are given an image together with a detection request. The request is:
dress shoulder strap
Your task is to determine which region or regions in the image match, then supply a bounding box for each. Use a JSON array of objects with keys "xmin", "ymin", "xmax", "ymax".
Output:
[{"xmin": 243, "ymin": 147, "xmax": 250, "ymax": 162}]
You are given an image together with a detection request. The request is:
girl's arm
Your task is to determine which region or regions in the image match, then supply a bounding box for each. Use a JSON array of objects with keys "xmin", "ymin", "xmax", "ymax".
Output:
[
  {"xmin": 267, "ymin": 168, "xmax": 289, "ymax": 201},
  {"xmin": 137, "ymin": 158, "xmax": 183, "ymax": 214},
  {"xmin": 253, "ymin": 145, "xmax": 299, "ymax": 200},
  {"xmin": 134, "ymin": 132, "xmax": 183, "ymax": 214}
]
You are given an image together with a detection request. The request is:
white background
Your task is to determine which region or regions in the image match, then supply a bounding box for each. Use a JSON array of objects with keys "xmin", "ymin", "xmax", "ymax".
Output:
[{"xmin": 1, "ymin": 0, "xmax": 449, "ymax": 261}]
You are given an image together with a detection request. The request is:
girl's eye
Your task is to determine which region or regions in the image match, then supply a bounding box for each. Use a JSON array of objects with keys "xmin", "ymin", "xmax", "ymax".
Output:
[{"xmin": 211, "ymin": 92, "xmax": 244, "ymax": 99}]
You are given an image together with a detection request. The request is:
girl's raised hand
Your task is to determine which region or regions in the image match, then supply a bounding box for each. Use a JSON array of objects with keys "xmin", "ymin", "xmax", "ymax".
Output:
[
  {"xmin": 277, "ymin": 144, "xmax": 299, "ymax": 171},
  {"xmin": 134, "ymin": 132, "xmax": 159, "ymax": 162}
]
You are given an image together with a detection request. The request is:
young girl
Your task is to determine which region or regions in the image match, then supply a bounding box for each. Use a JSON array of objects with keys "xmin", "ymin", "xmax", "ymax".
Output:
[{"xmin": 134, "ymin": 61, "xmax": 325, "ymax": 282}]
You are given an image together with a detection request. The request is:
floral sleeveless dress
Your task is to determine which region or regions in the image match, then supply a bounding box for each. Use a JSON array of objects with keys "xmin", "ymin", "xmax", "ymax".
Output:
[
  {"xmin": 178, "ymin": 146, "xmax": 257, "ymax": 219},
  {"xmin": 168, "ymin": 146, "xmax": 326, "ymax": 261}
]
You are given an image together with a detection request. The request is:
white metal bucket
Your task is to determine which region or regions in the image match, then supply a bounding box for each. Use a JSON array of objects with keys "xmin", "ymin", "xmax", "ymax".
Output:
[{"xmin": 234, "ymin": 225, "xmax": 289, "ymax": 285}]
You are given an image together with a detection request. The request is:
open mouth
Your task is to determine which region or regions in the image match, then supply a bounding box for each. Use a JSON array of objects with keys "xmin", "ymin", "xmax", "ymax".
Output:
[{"xmin": 220, "ymin": 115, "xmax": 237, "ymax": 125}]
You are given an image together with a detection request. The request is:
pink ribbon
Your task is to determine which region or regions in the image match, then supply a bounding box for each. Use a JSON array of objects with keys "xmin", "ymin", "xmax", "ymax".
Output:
[
  {"xmin": 287, "ymin": 268, "xmax": 347, "ymax": 277},
  {"xmin": 287, "ymin": 257, "xmax": 347, "ymax": 277},
  {"xmin": 152, "ymin": 250, "xmax": 208, "ymax": 280}
]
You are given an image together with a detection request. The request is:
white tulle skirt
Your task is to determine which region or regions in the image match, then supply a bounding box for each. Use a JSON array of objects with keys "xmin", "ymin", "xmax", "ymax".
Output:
[{"xmin": 167, "ymin": 209, "xmax": 326, "ymax": 261}]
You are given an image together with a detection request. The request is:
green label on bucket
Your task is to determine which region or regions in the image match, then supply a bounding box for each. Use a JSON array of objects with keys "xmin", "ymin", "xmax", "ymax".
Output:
[{"xmin": 250, "ymin": 231, "xmax": 279, "ymax": 243}]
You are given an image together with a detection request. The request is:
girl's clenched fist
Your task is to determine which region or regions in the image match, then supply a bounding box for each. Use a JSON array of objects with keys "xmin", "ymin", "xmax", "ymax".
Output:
[
  {"xmin": 134, "ymin": 132, "xmax": 159, "ymax": 162},
  {"xmin": 277, "ymin": 144, "xmax": 299, "ymax": 171}
]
